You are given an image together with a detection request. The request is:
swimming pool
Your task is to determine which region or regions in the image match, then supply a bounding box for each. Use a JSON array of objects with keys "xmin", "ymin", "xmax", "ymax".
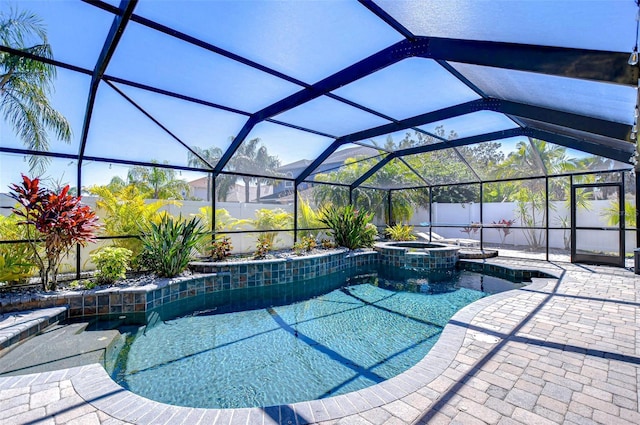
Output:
[{"xmin": 106, "ymin": 270, "xmax": 523, "ymax": 409}]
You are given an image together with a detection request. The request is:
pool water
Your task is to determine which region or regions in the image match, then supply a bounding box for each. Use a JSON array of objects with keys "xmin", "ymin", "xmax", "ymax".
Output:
[{"xmin": 107, "ymin": 271, "xmax": 522, "ymax": 408}]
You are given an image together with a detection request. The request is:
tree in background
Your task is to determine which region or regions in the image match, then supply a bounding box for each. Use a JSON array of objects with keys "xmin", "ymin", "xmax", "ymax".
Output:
[
  {"xmin": 187, "ymin": 146, "xmax": 223, "ymax": 201},
  {"xmin": 224, "ymin": 138, "xmax": 281, "ymax": 202},
  {"xmin": 0, "ymin": 8, "xmax": 71, "ymax": 174},
  {"xmin": 195, "ymin": 138, "xmax": 282, "ymax": 202},
  {"xmin": 126, "ymin": 161, "xmax": 190, "ymax": 199}
]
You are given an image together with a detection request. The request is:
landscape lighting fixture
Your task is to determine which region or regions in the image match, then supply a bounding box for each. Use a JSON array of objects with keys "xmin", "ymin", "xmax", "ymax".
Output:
[
  {"xmin": 632, "ymin": 2, "xmax": 640, "ymax": 65},
  {"xmin": 630, "ymin": 47, "xmax": 639, "ymax": 66}
]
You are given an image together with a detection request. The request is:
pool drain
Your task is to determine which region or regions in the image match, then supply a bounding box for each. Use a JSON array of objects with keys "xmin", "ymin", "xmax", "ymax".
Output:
[{"xmin": 471, "ymin": 332, "xmax": 500, "ymax": 344}]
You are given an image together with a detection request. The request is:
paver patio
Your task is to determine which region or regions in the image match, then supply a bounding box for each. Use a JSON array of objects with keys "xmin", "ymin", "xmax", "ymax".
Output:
[{"xmin": 1, "ymin": 258, "xmax": 638, "ymax": 424}]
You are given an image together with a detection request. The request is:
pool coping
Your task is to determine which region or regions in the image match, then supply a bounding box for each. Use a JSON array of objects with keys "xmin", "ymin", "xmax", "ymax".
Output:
[{"xmin": 64, "ymin": 274, "xmax": 558, "ymax": 424}]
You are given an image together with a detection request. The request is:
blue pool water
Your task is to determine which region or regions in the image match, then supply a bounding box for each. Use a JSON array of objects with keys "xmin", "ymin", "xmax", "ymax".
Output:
[{"xmin": 107, "ymin": 271, "xmax": 522, "ymax": 408}]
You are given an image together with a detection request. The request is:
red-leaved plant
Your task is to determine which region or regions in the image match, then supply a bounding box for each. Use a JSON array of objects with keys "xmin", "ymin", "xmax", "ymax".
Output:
[
  {"xmin": 492, "ymin": 218, "xmax": 515, "ymax": 245},
  {"xmin": 9, "ymin": 175, "xmax": 100, "ymax": 291}
]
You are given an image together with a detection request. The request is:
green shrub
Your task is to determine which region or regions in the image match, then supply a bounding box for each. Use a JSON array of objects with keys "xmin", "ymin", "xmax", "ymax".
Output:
[
  {"xmin": 297, "ymin": 196, "xmax": 322, "ymax": 238},
  {"xmin": 139, "ymin": 215, "xmax": 206, "ymax": 277},
  {"xmin": 210, "ymin": 236, "xmax": 233, "ymax": 261},
  {"xmin": 69, "ymin": 279, "xmax": 97, "ymax": 290},
  {"xmin": 0, "ymin": 245, "xmax": 35, "ymax": 285},
  {"xmin": 89, "ymin": 185, "xmax": 178, "ymax": 269},
  {"xmin": 90, "ymin": 246, "xmax": 132, "ymax": 283},
  {"xmin": 192, "ymin": 207, "xmax": 243, "ymax": 256},
  {"xmin": 319, "ymin": 205, "xmax": 376, "ymax": 250},
  {"xmin": 385, "ymin": 223, "xmax": 417, "ymax": 241},
  {"xmin": 0, "ymin": 214, "xmax": 35, "ymax": 285},
  {"xmin": 293, "ymin": 235, "xmax": 317, "ymax": 254},
  {"xmin": 320, "ymin": 238, "xmax": 336, "ymax": 249},
  {"xmin": 250, "ymin": 208, "xmax": 293, "ymax": 249},
  {"xmin": 362, "ymin": 223, "xmax": 378, "ymax": 248},
  {"xmin": 254, "ymin": 234, "xmax": 273, "ymax": 259}
]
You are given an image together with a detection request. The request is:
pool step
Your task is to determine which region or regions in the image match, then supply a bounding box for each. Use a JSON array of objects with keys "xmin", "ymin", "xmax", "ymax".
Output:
[
  {"xmin": 0, "ymin": 307, "xmax": 68, "ymax": 352},
  {"xmin": 0, "ymin": 321, "xmax": 121, "ymax": 376}
]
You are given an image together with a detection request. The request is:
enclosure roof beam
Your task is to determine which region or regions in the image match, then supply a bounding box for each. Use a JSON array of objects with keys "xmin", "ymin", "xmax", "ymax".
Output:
[
  {"xmin": 0, "ymin": 45, "xmax": 92, "ymax": 76},
  {"xmin": 83, "ymin": 0, "xmax": 310, "ymax": 89},
  {"xmin": 334, "ymin": 97, "xmax": 630, "ymax": 148},
  {"xmin": 490, "ymin": 99, "xmax": 631, "ymax": 141},
  {"xmin": 295, "ymin": 140, "xmax": 346, "ymax": 185},
  {"xmin": 213, "ymin": 39, "xmax": 426, "ymax": 175},
  {"xmin": 338, "ymin": 100, "xmax": 485, "ymax": 144},
  {"xmin": 77, "ymin": 0, "xmax": 137, "ymax": 167},
  {"xmin": 212, "ymin": 116, "xmax": 260, "ymax": 176},
  {"xmin": 305, "ymin": 127, "xmax": 633, "ymax": 191},
  {"xmin": 105, "ymin": 81, "xmax": 217, "ymax": 170},
  {"xmin": 253, "ymin": 38, "xmax": 424, "ymax": 122},
  {"xmin": 357, "ymin": 0, "xmax": 416, "ymax": 40},
  {"xmin": 523, "ymin": 128, "xmax": 634, "ymax": 164},
  {"xmin": 350, "ymin": 154, "xmax": 396, "ymax": 189},
  {"xmin": 418, "ymin": 36, "xmax": 637, "ymax": 86},
  {"xmin": 396, "ymin": 128, "xmax": 524, "ymax": 157}
]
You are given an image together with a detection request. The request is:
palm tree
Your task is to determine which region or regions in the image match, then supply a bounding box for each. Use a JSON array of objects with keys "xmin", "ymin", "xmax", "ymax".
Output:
[
  {"xmin": 127, "ymin": 161, "xmax": 189, "ymax": 199},
  {"xmin": 226, "ymin": 138, "xmax": 281, "ymax": 202},
  {"xmin": 0, "ymin": 8, "xmax": 71, "ymax": 174},
  {"xmin": 254, "ymin": 144, "xmax": 281, "ymax": 200},
  {"xmin": 496, "ymin": 139, "xmax": 579, "ymax": 248},
  {"xmin": 186, "ymin": 146, "xmax": 222, "ymax": 201}
]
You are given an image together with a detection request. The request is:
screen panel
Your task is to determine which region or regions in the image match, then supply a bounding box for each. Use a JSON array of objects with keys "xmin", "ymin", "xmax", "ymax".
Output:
[
  {"xmin": 134, "ymin": 0, "xmax": 402, "ymax": 83},
  {"xmin": 451, "ymin": 63, "xmax": 635, "ymax": 125}
]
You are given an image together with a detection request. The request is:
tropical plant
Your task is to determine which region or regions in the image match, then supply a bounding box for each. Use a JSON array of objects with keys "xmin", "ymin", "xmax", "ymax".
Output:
[
  {"xmin": 250, "ymin": 208, "xmax": 293, "ymax": 248},
  {"xmin": 0, "ymin": 8, "xmax": 71, "ymax": 175},
  {"xmin": 138, "ymin": 215, "xmax": 206, "ymax": 277},
  {"xmin": 492, "ymin": 140, "xmax": 578, "ymax": 249},
  {"xmin": 385, "ymin": 223, "xmax": 417, "ymax": 241},
  {"xmin": 319, "ymin": 205, "xmax": 376, "ymax": 250},
  {"xmin": 193, "ymin": 206, "xmax": 241, "ymax": 232},
  {"xmin": 0, "ymin": 214, "xmax": 35, "ymax": 285},
  {"xmin": 461, "ymin": 222, "xmax": 481, "ymax": 238},
  {"xmin": 191, "ymin": 206, "xmax": 244, "ymax": 256},
  {"xmin": 68, "ymin": 278, "xmax": 96, "ymax": 290},
  {"xmin": 0, "ymin": 245, "xmax": 34, "ymax": 285},
  {"xmin": 9, "ymin": 175, "xmax": 99, "ymax": 290},
  {"xmin": 293, "ymin": 235, "xmax": 317, "ymax": 254},
  {"xmin": 320, "ymin": 239, "xmax": 336, "ymax": 249},
  {"xmin": 513, "ymin": 186, "xmax": 546, "ymax": 248},
  {"xmin": 296, "ymin": 195, "xmax": 322, "ymax": 238},
  {"xmin": 210, "ymin": 236, "xmax": 233, "ymax": 261},
  {"xmin": 492, "ymin": 219, "xmax": 515, "ymax": 245},
  {"xmin": 314, "ymin": 156, "xmax": 391, "ymax": 220},
  {"xmin": 89, "ymin": 184, "xmax": 176, "ymax": 266},
  {"xmin": 254, "ymin": 234, "xmax": 273, "ymax": 259},
  {"xmin": 601, "ymin": 197, "xmax": 636, "ymax": 228},
  {"xmin": 90, "ymin": 246, "xmax": 132, "ymax": 284},
  {"xmin": 126, "ymin": 161, "xmax": 190, "ymax": 200}
]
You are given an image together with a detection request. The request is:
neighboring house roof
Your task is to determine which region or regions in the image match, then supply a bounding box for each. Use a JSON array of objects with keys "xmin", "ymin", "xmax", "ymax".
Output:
[
  {"xmin": 323, "ymin": 146, "xmax": 381, "ymax": 166},
  {"xmin": 188, "ymin": 176, "xmax": 209, "ymax": 189},
  {"xmin": 277, "ymin": 159, "xmax": 312, "ymax": 173},
  {"xmin": 276, "ymin": 145, "xmax": 381, "ymax": 175}
]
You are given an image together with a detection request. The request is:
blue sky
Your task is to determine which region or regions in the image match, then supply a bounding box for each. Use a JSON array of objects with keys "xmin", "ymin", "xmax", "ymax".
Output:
[{"xmin": 0, "ymin": 0, "xmax": 636, "ymax": 190}]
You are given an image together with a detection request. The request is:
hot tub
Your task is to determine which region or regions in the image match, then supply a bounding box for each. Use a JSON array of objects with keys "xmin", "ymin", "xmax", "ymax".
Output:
[{"xmin": 375, "ymin": 241, "xmax": 460, "ymax": 272}]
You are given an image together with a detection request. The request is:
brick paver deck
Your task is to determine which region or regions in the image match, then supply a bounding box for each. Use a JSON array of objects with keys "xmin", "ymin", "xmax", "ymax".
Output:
[{"xmin": 1, "ymin": 258, "xmax": 638, "ymax": 424}]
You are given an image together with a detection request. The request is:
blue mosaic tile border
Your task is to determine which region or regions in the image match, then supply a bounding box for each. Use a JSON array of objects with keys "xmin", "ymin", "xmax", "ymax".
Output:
[
  {"xmin": 0, "ymin": 250, "xmax": 379, "ymax": 323},
  {"xmin": 457, "ymin": 259, "xmax": 555, "ymax": 281}
]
